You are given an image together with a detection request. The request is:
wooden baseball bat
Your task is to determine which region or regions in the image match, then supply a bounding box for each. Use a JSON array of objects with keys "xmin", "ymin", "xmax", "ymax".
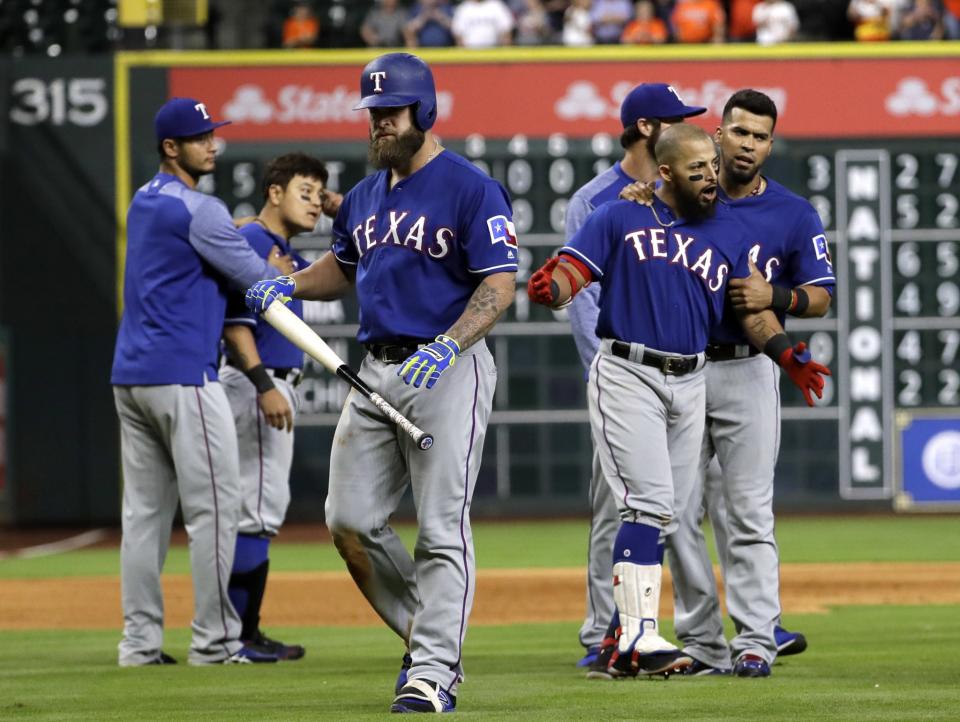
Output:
[{"xmin": 262, "ymin": 302, "xmax": 434, "ymax": 451}]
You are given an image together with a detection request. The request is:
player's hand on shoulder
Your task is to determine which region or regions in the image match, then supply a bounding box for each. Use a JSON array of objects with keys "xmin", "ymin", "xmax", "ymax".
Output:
[
  {"xmin": 233, "ymin": 215, "xmax": 257, "ymax": 228},
  {"xmin": 728, "ymin": 258, "xmax": 772, "ymax": 312},
  {"xmin": 320, "ymin": 190, "xmax": 343, "ymax": 219},
  {"xmin": 245, "ymin": 275, "xmax": 296, "ymax": 314},
  {"xmin": 398, "ymin": 334, "xmax": 461, "ymax": 390},
  {"xmin": 778, "ymin": 341, "xmax": 831, "ymax": 407},
  {"xmin": 259, "ymin": 388, "xmax": 294, "ymax": 432},
  {"xmin": 618, "ymin": 181, "xmax": 655, "ymax": 206},
  {"xmin": 268, "ymin": 245, "xmax": 296, "ymax": 275}
]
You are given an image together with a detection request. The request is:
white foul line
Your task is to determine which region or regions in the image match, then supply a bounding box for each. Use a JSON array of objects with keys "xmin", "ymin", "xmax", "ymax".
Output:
[{"xmin": 0, "ymin": 529, "xmax": 109, "ymax": 562}]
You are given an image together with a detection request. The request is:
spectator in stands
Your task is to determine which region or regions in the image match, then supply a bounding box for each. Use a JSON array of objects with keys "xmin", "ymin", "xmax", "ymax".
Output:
[
  {"xmin": 451, "ymin": 0, "xmax": 516, "ymax": 47},
  {"xmin": 944, "ymin": 0, "xmax": 960, "ymax": 38},
  {"xmin": 282, "ymin": 2, "xmax": 320, "ymax": 48},
  {"xmin": 544, "ymin": 0, "xmax": 574, "ymax": 36},
  {"xmin": 793, "ymin": 0, "xmax": 854, "ymax": 39},
  {"xmin": 848, "ymin": 0, "xmax": 898, "ymax": 40},
  {"xmin": 728, "ymin": 0, "xmax": 762, "ymax": 40},
  {"xmin": 564, "ymin": 0, "xmax": 595, "ymax": 45},
  {"xmin": 671, "ymin": 0, "xmax": 726, "ymax": 43},
  {"xmin": 361, "ymin": 0, "xmax": 409, "ymax": 47},
  {"xmin": 753, "ymin": 0, "xmax": 800, "ymax": 44},
  {"xmin": 404, "ymin": 0, "xmax": 456, "ymax": 47},
  {"xmin": 897, "ymin": 0, "xmax": 942, "ymax": 38},
  {"xmin": 621, "ymin": 0, "xmax": 669, "ymax": 43},
  {"xmin": 591, "ymin": 0, "xmax": 633, "ymax": 43},
  {"xmin": 512, "ymin": 0, "xmax": 554, "ymax": 44}
]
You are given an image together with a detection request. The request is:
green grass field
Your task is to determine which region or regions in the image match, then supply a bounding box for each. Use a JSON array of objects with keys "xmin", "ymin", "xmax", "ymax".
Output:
[{"xmin": 2, "ymin": 516, "xmax": 959, "ymax": 720}]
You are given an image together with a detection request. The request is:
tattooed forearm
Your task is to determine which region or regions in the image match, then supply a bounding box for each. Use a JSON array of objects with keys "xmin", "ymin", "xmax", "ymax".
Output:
[
  {"xmin": 739, "ymin": 308, "xmax": 785, "ymax": 350},
  {"xmin": 446, "ymin": 272, "xmax": 516, "ymax": 350}
]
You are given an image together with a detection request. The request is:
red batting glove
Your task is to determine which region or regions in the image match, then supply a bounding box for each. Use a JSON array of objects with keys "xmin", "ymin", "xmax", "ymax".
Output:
[
  {"xmin": 779, "ymin": 342, "xmax": 831, "ymax": 407},
  {"xmin": 527, "ymin": 256, "xmax": 560, "ymax": 305}
]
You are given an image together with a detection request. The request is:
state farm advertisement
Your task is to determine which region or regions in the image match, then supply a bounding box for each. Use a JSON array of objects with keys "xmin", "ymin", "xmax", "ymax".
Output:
[{"xmin": 169, "ymin": 58, "xmax": 960, "ymax": 141}]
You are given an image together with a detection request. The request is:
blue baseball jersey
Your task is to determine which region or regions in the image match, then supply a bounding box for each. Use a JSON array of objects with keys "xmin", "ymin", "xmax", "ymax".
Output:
[
  {"xmin": 331, "ymin": 150, "xmax": 518, "ymax": 343},
  {"xmin": 562, "ymin": 196, "xmax": 751, "ymax": 356},
  {"xmin": 225, "ymin": 222, "xmax": 310, "ymax": 370},
  {"xmin": 565, "ymin": 161, "xmax": 639, "ymax": 371},
  {"xmin": 111, "ymin": 173, "xmax": 275, "ymax": 386},
  {"xmin": 710, "ymin": 177, "xmax": 836, "ymax": 345}
]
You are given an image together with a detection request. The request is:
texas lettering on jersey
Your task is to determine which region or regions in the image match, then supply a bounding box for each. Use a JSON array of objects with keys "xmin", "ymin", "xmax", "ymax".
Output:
[
  {"xmin": 562, "ymin": 199, "xmax": 750, "ymax": 356},
  {"xmin": 622, "ymin": 226, "xmax": 730, "ymax": 293},
  {"xmin": 351, "ymin": 211, "xmax": 454, "ymax": 260}
]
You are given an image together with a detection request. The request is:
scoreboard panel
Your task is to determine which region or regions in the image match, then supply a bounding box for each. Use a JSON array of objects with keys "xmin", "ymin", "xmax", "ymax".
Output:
[
  {"xmin": 116, "ymin": 47, "xmax": 960, "ymax": 513},
  {"xmin": 186, "ymin": 134, "xmax": 959, "ymax": 510}
]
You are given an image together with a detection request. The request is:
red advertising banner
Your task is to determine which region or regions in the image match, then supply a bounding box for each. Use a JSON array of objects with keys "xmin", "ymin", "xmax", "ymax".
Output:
[{"xmin": 169, "ymin": 58, "xmax": 960, "ymax": 141}]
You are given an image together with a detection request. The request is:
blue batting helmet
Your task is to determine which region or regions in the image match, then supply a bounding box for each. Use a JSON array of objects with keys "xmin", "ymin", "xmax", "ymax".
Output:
[{"xmin": 353, "ymin": 53, "xmax": 437, "ymax": 131}]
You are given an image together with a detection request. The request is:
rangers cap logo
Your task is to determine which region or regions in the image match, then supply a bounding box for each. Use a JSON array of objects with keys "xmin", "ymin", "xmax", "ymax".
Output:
[{"xmin": 370, "ymin": 71, "xmax": 387, "ymax": 93}]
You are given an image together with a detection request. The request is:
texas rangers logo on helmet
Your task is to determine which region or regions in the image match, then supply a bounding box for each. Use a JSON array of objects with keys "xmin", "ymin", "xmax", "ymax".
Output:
[
  {"xmin": 370, "ymin": 71, "xmax": 387, "ymax": 93},
  {"xmin": 487, "ymin": 215, "xmax": 517, "ymax": 248}
]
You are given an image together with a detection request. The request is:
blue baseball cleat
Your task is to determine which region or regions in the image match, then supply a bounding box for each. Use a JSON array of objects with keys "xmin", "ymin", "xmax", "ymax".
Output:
[
  {"xmin": 681, "ymin": 658, "xmax": 731, "ymax": 676},
  {"xmin": 774, "ymin": 625, "xmax": 808, "ymax": 656},
  {"xmin": 223, "ymin": 645, "xmax": 279, "ymax": 664},
  {"xmin": 391, "ymin": 679, "xmax": 456, "ymax": 713},
  {"xmin": 576, "ymin": 645, "xmax": 601, "ymax": 668},
  {"xmin": 734, "ymin": 654, "xmax": 771, "ymax": 678}
]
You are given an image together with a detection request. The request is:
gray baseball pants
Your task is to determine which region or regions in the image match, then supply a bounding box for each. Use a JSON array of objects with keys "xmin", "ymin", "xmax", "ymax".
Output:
[
  {"xmin": 114, "ymin": 381, "xmax": 243, "ymax": 666},
  {"xmin": 324, "ymin": 340, "xmax": 496, "ymax": 696},
  {"xmin": 667, "ymin": 353, "xmax": 782, "ymax": 667}
]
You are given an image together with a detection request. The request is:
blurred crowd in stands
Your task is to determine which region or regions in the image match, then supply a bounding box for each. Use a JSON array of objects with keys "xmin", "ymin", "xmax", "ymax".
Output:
[
  {"xmin": 2, "ymin": 0, "xmax": 957, "ymax": 56},
  {"xmin": 277, "ymin": 0, "xmax": 959, "ymax": 48}
]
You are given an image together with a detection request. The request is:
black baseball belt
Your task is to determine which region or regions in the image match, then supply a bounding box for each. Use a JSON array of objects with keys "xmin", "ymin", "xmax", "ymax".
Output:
[
  {"xmin": 610, "ymin": 340, "xmax": 700, "ymax": 377},
  {"xmin": 364, "ymin": 339, "xmax": 433, "ymax": 365},
  {"xmin": 268, "ymin": 367, "xmax": 303, "ymax": 386},
  {"xmin": 225, "ymin": 359, "xmax": 303, "ymax": 387},
  {"xmin": 705, "ymin": 343, "xmax": 761, "ymax": 362}
]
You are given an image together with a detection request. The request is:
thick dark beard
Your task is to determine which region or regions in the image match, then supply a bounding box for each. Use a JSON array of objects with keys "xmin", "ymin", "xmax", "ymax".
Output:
[
  {"xmin": 368, "ymin": 127, "xmax": 426, "ymax": 170},
  {"xmin": 675, "ymin": 186, "xmax": 717, "ymax": 222}
]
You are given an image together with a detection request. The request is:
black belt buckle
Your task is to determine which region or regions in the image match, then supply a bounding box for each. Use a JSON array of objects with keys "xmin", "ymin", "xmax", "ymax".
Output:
[{"xmin": 660, "ymin": 355, "xmax": 686, "ymax": 376}]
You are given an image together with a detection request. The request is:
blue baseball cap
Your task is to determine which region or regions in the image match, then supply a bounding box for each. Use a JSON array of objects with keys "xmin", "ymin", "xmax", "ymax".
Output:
[
  {"xmin": 154, "ymin": 97, "xmax": 231, "ymax": 141},
  {"xmin": 620, "ymin": 83, "xmax": 706, "ymax": 128}
]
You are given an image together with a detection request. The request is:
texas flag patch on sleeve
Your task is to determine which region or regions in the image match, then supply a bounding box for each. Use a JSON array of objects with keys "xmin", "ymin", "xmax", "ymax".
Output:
[{"xmin": 487, "ymin": 215, "xmax": 518, "ymax": 248}]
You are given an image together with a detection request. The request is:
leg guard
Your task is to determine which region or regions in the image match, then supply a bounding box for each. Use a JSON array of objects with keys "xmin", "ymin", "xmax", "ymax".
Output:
[
  {"xmin": 228, "ymin": 559, "xmax": 269, "ymax": 641},
  {"xmin": 610, "ymin": 562, "xmax": 692, "ymax": 677}
]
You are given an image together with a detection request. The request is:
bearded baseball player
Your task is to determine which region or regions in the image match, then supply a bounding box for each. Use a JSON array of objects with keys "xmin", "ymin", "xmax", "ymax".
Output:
[
  {"xmin": 566, "ymin": 83, "xmax": 707, "ymax": 669},
  {"xmin": 662, "ymin": 89, "xmax": 835, "ymax": 678},
  {"xmin": 111, "ymin": 97, "xmax": 292, "ymax": 666},
  {"xmin": 527, "ymin": 124, "xmax": 830, "ymax": 681},
  {"xmin": 244, "ymin": 53, "xmax": 516, "ymax": 713},
  {"xmin": 221, "ymin": 153, "xmax": 332, "ymax": 661}
]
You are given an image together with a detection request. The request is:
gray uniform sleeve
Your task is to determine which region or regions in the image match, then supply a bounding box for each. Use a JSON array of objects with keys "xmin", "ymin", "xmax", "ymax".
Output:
[
  {"xmin": 188, "ymin": 196, "xmax": 274, "ymax": 289},
  {"xmin": 564, "ymin": 193, "xmax": 601, "ymax": 372}
]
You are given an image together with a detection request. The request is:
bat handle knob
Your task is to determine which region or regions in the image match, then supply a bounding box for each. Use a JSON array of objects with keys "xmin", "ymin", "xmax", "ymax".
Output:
[{"xmin": 418, "ymin": 435, "xmax": 434, "ymax": 451}]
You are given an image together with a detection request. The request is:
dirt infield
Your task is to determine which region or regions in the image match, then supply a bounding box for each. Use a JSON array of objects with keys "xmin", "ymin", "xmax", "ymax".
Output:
[{"xmin": 3, "ymin": 562, "xmax": 960, "ymax": 631}]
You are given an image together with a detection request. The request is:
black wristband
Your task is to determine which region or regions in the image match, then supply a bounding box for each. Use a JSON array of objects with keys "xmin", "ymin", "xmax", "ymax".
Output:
[
  {"xmin": 788, "ymin": 287, "xmax": 810, "ymax": 316},
  {"xmin": 770, "ymin": 284, "xmax": 792, "ymax": 313},
  {"xmin": 244, "ymin": 363, "xmax": 275, "ymax": 394},
  {"xmin": 763, "ymin": 333, "xmax": 792, "ymax": 364}
]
